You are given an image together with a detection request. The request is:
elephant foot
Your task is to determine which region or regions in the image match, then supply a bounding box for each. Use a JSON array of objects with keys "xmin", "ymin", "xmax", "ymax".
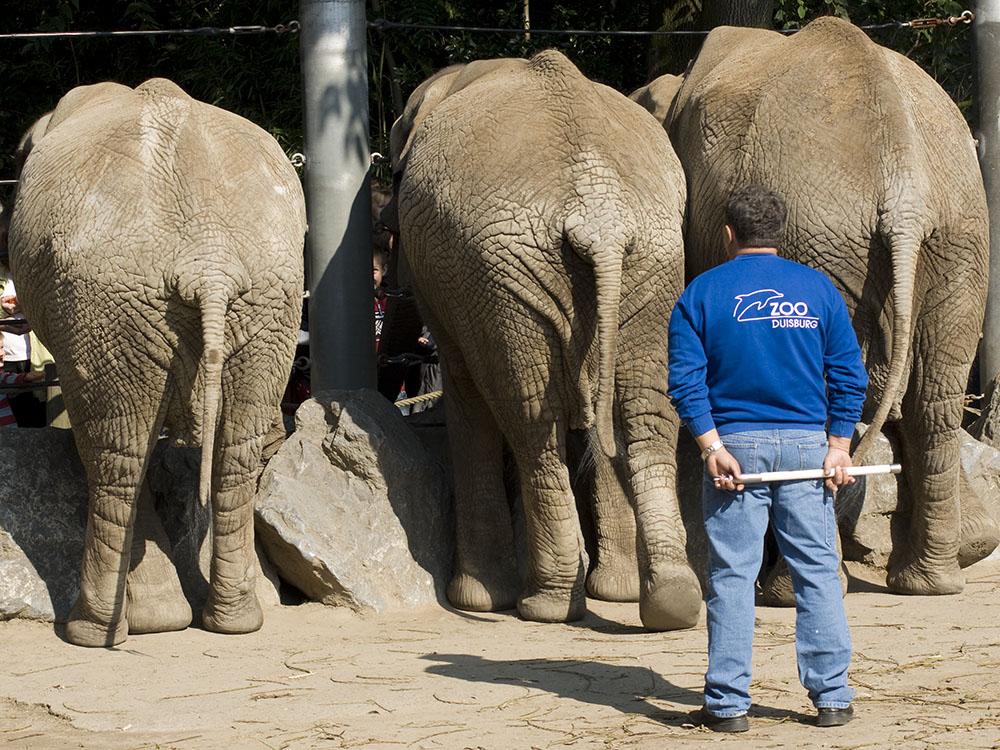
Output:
[
  {"xmin": 760, "ymin": 555, "xmax": 848, "ymax": 607},
  {"xmin": 517, "ymin": 588, "xmax": 586, "ymax": 623},
  {"xmin": 958, "ymin": 531, "xmax": 999, "ymax": 569},
  {"xmin": 447, "ymin": 571, "xmax": 519, "ymax": 612},
  {"xmin": 202, "ymin": 590, "xmax": 264, "ymax": 635},
  {"xmin": 638, "ymin": 562, "xmax": 702, "ymax": 631},
  {"xmin": 586, "ymin": 560, "xmax": 640, "ymax": 602},
  {"xmin": 65, "ymin": 600, "xmax": 128, "ymax": 648},
  {"xmin": 126, "ymin": 576, "xmax": 193, "ymax": 635},
  {"xmin": 886, "ymin": 555, "xmax": 964, "ymax": 596},
  {"xmin": 958, "ymin": 502, "xmax": 1000, "ymax": 569}
]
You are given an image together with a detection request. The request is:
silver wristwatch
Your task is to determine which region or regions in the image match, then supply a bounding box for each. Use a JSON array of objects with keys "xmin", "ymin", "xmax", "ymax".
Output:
[{"xmin": 700, "ymin": 439, "xmax": 724, "ymax": 461}]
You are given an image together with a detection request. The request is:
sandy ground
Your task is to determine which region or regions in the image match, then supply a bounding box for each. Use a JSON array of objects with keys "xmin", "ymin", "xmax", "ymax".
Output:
[{"xmin": 1, "ymin": 559, "xmax": 998, "ymax": 750}]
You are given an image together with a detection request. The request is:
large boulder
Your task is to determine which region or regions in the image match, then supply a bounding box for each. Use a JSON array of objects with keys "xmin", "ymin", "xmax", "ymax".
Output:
[
  {"xmin": 838, "ymin": 426, "xmax": 1000, "ymax": 569},
  {"xmin": 0, "ymin": 428, "xmax": 87, "ymax": 621},
  {"xmin": 254, "ymin": 391, "xmax": 454, "ymax": 614}
]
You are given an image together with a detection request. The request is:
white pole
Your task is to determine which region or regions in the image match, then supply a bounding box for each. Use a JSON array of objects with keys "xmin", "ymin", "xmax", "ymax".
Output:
[{"xmin": 737, "ymin": 463, "xmax": 902, "ymax": 484}]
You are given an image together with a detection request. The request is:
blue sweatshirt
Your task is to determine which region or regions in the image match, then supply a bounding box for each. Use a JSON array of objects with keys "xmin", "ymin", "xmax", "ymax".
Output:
[{"xmin": 667, "ymin": 253, "xmax": 868, "ymax": 439}]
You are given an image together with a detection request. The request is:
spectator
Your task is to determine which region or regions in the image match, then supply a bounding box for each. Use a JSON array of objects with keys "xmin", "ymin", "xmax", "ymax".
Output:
[
  {"xmin": 1, "ymin": 265, "xmax": 46, "ymax": 427},
  {"xmin": 408, "ymin": 325, "xmax": 441, "ymax": 414},
  {"xmin": 373, "ymin": 237, "xmax": 390, "ymax": 351}
]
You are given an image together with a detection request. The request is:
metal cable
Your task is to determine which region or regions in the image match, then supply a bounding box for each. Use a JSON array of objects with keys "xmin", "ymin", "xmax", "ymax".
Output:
[
  {"xmin": 0, "ymin": 20, "xmax": 299, "ymax": 41},
  {"xmin": 369, "ymin": 14, "xmax": 972, "ymax": 38}
]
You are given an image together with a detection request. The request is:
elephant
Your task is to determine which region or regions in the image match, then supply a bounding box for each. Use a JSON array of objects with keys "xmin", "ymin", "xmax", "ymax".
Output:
[
  {"xmin": 386, "ymin": 50, "xmax": 701, "ymax": 630},
  {"xmin": 634, "ymin": 16, "xmax": 997, "ymax": 596},
  {"xmin": 6, "ymin": 78, "xmax": 306, "ymax": 646}
]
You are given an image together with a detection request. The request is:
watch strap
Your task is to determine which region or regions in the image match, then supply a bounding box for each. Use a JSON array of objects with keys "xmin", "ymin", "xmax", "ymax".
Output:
[{"xmin": 700, "ymin": 439, "xmax": 724, "ymax": 461}]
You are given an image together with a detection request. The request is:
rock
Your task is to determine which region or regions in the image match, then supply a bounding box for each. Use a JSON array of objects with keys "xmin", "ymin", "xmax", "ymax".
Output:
[
  {"xmin": 254, "ymin": 391, "xmax": 453, "ymax": 614},
  {"xmin": 835, "ymin": 426, "xmax": 906, "ymax": 566},
  {"xmin": 0, "ymin": 428, "xmax": 87, "ymax": 621},
  {"xmin": 836, "ymin": 425, "xmax": 999, "ymax": 569}
]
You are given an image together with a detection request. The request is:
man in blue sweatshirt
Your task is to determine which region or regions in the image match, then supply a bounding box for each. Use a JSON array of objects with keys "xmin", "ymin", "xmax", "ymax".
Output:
[{"xmin": 668, "ymin": 185, "xmax": 868, "ymax": 733}]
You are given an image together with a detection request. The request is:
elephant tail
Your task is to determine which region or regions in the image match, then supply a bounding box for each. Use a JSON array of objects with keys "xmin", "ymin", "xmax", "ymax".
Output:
[
  {"xmin": 853, "ymin": 215, "xmax": 920, "ymax": 463},
  {"xmin": 592, "ymin": 248, "xmax": 622, "ymax": 459},
  {"xmin": 565, "ymin": 206, "xmax": 625, "ymax": 459},
  {"xmin": 197, "ymin": 291, "xmax": 229, "ymax": 507}
]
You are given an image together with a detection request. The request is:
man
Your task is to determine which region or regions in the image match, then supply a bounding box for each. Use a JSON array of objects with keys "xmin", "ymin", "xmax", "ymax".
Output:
[{"xmin": 668, "ymin": 185, "xmax": 868, "ymax": 732}]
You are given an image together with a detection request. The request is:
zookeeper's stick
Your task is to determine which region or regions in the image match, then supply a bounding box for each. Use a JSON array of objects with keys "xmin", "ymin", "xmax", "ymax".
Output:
[{"xmin": 737, "ymin": 464, "xmax": 902, "ymax": 484}]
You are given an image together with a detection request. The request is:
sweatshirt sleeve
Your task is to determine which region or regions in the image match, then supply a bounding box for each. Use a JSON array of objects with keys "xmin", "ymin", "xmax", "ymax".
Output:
[
  {"xmin": 0, "ymin": 372, "xmax": 25, "ymax": 386},
  {"xmin": 824, "ymin": 293, "xmax": 869, "ymax": 438},
  {"xmin": 668, "ymin": 293, "xmax": 716, "ymax": 437}
]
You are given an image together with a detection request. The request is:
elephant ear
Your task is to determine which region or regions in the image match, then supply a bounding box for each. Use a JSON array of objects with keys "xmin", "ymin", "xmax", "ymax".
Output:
[
  {"xmin": 390, "ymin": 67, "xmax": 463, "ymax": 174},
  {"xmin": 389, "ymin": 58, "xmax": 526, "ymax": 174},
  {"xmin": 13, "ymin": 113, "xmax": 52, "ymax": 179},
  {"xmin": 629, "ymin": 74, "xmax": 685, "ymax": 127},
  {"xmin": 43, "ymin": 81, "xmax": 134, "ymax": 138}
]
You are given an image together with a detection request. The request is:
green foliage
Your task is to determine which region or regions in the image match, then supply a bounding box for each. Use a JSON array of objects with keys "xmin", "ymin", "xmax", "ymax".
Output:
[
  {"xmin": 0, "ymin": 1, "xmax": 301, "ymax": 180},
  {"xmin": 0, "ymin": 0, "xmax": 979, "ymax": 186},
  {"xmin": 774, "ymin": 0, "xmax": 974, "ymax": 117}
]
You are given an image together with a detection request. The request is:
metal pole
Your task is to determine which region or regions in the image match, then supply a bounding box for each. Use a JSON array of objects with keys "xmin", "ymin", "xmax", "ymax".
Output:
[
  {"xmin": 975, "ymin": 0, "xmax": 1000, "ymax": 389},
  {"xmin": 300, "ymin": 0, "xmax": 374, "ymax": 392}
]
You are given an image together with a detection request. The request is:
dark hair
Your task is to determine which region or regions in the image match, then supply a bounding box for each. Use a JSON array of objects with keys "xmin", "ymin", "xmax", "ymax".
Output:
[
  {"xmin": 725, "ymin": 185, "xmax": 787, "ymax": 250},
  {"xmin": 372, "ymin": 228, "xmax": 392, "ymax": 267}
]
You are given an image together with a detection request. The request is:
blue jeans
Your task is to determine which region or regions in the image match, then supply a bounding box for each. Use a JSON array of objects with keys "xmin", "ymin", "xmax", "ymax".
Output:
[{"xmin": 701, "ymin": 428, "xmax": 854, "ymax": 717}]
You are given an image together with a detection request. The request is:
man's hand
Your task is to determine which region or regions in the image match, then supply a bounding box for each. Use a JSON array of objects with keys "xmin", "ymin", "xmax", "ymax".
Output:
[
  {"xmin": 708, "ymin": 448, "xmax": 745, "ymax": 492},
  {"xmin": 695, "ymin": 429, "xmax": 745, "ymax": 492},
  {"xmin": 824, "ymin": 434, "xmax": 855, "ymax": 491}
]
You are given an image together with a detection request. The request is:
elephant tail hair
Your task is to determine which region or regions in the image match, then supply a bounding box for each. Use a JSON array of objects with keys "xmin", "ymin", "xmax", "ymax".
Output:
[
  {"xmin": 854, "ymin": 216, "xmax": 920, "ymax": 463},
  {"xmin": 197, "ymin": 291, "xmax": 229, "ymax": 507}
]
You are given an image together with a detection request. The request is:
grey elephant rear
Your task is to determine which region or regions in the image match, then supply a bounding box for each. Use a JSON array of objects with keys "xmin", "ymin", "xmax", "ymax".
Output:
[
  {"xmin": 659, "ymin": 17, "xmax": 991, "ymax": 595},
  {"xmin": 392, "ymin": 51, "xmax": 700, "ymax": 630},
  {"xmin": 8, "ymin": 78, "xmax": 306, "ymax": 646}
]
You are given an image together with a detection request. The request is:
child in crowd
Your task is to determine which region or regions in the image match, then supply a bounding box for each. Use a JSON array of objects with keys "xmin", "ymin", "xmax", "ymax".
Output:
[{"xmin": 373, "ymin": 237, "xmax": 390, "ymax": 351}]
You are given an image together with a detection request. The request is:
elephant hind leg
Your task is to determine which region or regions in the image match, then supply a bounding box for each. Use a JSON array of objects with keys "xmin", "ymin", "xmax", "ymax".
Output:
[
  {"xmin": 513, "ymin": 424, "xmax": 587, "ymax": 624},
  {"xmin": 200, "ymin": 436, "xmax": 264, "ymax": 635},
  {"xmin": 125, "ymin": 479, "xmax": 192, "ymax": 635},
  {"xmin": 443, "ymin": 362, "xmax": 520, "ymax": 612},
  {"xmin": 957, "ymin": 468, "xmax": 1000, "ymax": 568},
  {"xmin": 66, "ymin": 478, "xmax": 135, "ymax": 647},
  {"xmin": 66, "ymin": 400, "xmax": 181, "ymax": 646},
  {"xmin": 887, "ymin": 389, "xmax": 965, "ymax": 595},
  {"xmin": 585, "ymin": 449, "xmax": 641, "ymax": 603}
]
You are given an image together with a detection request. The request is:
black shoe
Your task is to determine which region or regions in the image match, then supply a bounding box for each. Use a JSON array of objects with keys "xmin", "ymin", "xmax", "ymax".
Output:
[
  {"xmin": 817, "ymin": 705, "xmax": 854, "ymax": 727},
  {"xmin": 694, "ymin": 706, "xmax": 749, "ymax": 733}
]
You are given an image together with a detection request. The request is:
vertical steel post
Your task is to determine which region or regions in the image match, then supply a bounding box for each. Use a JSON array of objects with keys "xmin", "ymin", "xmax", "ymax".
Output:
[
  {"xmin": 300, "ymin": 0, "xmax": 374, "ymax": 392},
  {"xmin": 976, "ymin": 0, "xmax": 1000, "ymax": 388}
]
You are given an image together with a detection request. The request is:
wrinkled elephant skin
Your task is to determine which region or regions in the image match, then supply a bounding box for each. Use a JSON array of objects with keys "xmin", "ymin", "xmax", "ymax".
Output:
[
  {"xmin": 651, "ymin": 17, "xmax": 991, "ymax": 594},
  {"xmin": 390, "ymin": 51, "xmax": 701, "ymax": 630},
  {"xmin": 8, "ymin": 79, "xmax": 306, "ymax": 645}
]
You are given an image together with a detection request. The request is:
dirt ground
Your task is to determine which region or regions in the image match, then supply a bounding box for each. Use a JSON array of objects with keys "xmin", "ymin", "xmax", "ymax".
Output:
[{"xmin": 1, "ymin": 558, "xmax": 998, "ymax": 750}]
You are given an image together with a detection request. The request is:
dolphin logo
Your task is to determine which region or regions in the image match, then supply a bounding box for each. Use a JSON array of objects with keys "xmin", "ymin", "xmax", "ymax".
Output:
[{"xmin": 734, "ymin": 289, "xmax": 783, "ymax": 321}]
